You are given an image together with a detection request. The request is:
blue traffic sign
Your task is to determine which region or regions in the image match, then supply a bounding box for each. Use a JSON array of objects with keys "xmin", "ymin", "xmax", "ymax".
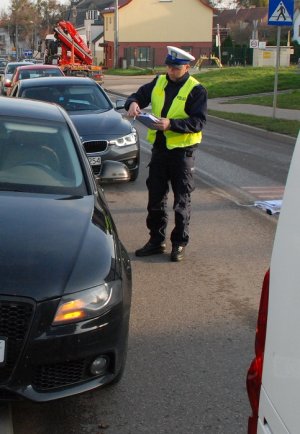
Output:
[
  {"xmin": 268, "ymin": 0, "xmax": 294, "ymax": 26},
  {"xmin": 23, "ymin": 50, "xmax": 33, "ymax": 56}
]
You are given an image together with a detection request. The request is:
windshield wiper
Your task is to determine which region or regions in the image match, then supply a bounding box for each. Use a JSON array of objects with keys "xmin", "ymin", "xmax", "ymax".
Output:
[{"xmin": 56, "ymin": 195, "xmax": 84, "ymax": 200}]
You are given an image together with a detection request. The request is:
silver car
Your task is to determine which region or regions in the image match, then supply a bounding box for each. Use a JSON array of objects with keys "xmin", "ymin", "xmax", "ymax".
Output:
[{"xmin": 1, "ymin": 61, "xmax": 34, "ymax": 95}]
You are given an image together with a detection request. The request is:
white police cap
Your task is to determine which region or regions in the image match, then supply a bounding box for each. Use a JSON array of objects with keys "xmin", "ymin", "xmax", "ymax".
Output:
[{"xmin": 165, "ymin": 46, "xmax": 195, "ymax": 68}]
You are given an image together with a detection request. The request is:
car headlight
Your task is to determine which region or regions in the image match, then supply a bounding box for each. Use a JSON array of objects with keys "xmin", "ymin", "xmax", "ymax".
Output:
[
  {"xmin": 108, "ymin": 131, "xmax": 137, "ymax": 147},
  {"xmin": 52, "ymin": 281, "xmax": 122, "ymax": 326}
]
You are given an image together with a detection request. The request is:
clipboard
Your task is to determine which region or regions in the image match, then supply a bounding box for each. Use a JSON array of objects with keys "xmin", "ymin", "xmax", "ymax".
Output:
[{"xmin": 136, "ymin": 113, "xmax": 160, "ymax": 128}]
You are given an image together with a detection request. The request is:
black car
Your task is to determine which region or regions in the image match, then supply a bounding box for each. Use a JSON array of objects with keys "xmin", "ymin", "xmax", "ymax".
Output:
[
  {"xmin": 10, "ymin": 76, "xmax": 140, "ymax": 181},
  {"xmin": 0, "ymin": 97, "xmax": 132, "ymax": 401}
]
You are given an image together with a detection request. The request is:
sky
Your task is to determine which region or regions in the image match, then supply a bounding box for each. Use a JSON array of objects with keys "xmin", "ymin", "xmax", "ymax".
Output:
[
  {"xmin": 0, "ymin": 0, "xmax": 69, "ymax": 13},
  {"xmin": 1, "ymin": 0, "xmax": 10, "ymax": 12}
]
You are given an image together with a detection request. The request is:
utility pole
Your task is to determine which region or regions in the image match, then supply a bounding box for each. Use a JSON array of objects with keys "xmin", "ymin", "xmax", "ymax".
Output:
[
  {"xmin": 114, "ymin": 0, "xmax": 119, "ymax": 68},
  {"xmin": 15, "ymin": 22, "xmax": 19, "ymax": 60},
  {"xmin": 272, "ymin": 26, "xmax": 281, "ymax": 119},
  {"xmin": 216, "ymin": 24, "xmax": 221, "ymax": 63}
]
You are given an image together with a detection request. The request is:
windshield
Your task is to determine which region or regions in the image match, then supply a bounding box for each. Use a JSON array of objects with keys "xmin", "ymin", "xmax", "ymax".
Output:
[
  {"xmin": 6, "ymin": 64, "xmax": 27, "ymax": 74},
  {"xmin": 0, "ymin": 117, "xmax": 88, "ymax": 195},
  {"xmin": 21, "ymin": 84, "xmax": 113, "ymax": 112},
  {"xmin": 18, "ymin": 68, "xmax": 64, "ymax": 79}
]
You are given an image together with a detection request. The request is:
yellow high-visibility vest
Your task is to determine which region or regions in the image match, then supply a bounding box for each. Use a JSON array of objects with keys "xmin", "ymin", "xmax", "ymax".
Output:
[{"xmin": 147, "ymin": 74, "xmax": 202, "ymax": 149}]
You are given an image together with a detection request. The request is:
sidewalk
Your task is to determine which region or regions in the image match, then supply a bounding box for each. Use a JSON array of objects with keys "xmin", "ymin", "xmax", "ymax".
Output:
[
  {"xmin": 104, "ymin": 74, "xmax": 300, "ymax": 121},
  {"xmin": 208, "ymin": 96, "xmax": 300, "ymax": 121}
]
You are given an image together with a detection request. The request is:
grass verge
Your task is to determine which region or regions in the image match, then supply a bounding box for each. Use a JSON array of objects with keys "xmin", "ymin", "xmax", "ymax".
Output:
[
  {"xmin": 104, "ymin": 66, "xmax": 300, "ymax": 137},
  {"xmin": 194, "ymin": 66, "xmax": 300, "ymax": 98},
  {"xmin": 208, "ymin": 110, "xmax": 300, "ymax": 138},
  {"xmin": 224, "ymin": 90, "xmax": 300, "ymax": 110}
]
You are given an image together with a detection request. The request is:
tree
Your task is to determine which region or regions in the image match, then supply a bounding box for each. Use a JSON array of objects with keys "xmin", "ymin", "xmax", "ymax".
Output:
[
  {"xmin": 209, "ymin": 0, "xmax": 268, "ymax": 7},
  {"xmin": 207, "ymin": 0, "xmax": 238, "ymax": 8},
  {"xmin": 3, "ymin": 0, "xmax": 69, "ymax": 58},
  {"xmin": 36, "ymin": 0, "xmax": 69, "ymax": 35},
  {"xmin": 8, "ymin": 0, "xmax": 36, "ymax": 55}
]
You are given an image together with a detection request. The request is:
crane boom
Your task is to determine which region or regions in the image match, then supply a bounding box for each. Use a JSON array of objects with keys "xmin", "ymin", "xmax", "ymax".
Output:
[
  {"xmin": 53, "ymin": 21, "xmax": 93, "ymax": 65},
  {"xmin": 44, "ymin": 20, "xmax": 103, "ymax": 83}
]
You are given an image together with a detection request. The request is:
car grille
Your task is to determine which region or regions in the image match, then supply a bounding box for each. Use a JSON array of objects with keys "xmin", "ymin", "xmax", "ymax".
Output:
[
  {"xmin": 82, "ymin": 140, "xmax": 108, "ymax": 154},
  {"xmin": 33, "ymin": 359, "xmax": 88, "ymax": 390},
  {"xmin": 0, "ymin": 299, "xmax": 34, "ymax": 384}
]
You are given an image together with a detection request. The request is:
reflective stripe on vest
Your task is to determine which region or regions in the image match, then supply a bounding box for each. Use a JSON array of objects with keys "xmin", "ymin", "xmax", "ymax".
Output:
[{"xmin": 147, "ymin": 74, "xmax": 202, "ymax": 149}]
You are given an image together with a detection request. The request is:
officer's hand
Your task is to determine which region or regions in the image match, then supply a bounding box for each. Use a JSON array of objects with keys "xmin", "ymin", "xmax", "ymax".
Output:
[
  {"xmin": 128, "ymin": 102, "xmax": 141, "ymax": 117},
  {"xmin": 152, "ymin": 117, "xmax": 170, "ymax": 131}
]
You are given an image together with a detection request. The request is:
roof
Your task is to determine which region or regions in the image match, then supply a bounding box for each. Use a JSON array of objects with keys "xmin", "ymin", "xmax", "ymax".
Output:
[
  {"xmin": 92, "ymin": 32, "xmax": 104, "ymax": 43},
  {"xmin": 15, "ymin": 65, "xmax": 62, "ymax": 71},
  {"xmin": 17, "ymin": 76, "xmax": 97, "ymax": 88},
  {"xmin": 72, "ymin": 0, "xmax": 115, "ymax": 26},
  {"xmin": 0, "ymin": 95, "xmax": 66, "ymax": 123},
  {"xmin": 214, "ymin": 7, "xmax": 268, "ymax": 27}
]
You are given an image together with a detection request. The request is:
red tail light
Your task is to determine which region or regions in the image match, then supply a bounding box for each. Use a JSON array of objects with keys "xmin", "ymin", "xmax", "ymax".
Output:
[{"xmin": 246, "ymin": 269, "xmax": 270, "ymax": 434}]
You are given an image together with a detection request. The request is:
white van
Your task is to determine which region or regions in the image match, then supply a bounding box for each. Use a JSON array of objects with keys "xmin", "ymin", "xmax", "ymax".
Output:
[{"xmin": 246, "ymin": 131, "xmax": 300, "ymax": 434}]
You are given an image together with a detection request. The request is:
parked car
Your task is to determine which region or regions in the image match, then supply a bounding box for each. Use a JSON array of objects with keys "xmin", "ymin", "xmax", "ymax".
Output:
[
  {"xmin": 0, "ymin": 96, "xmax": 132, "ymax": 401},
  {"xmin": 246, "ymin": 132, "xmax": 300, "ymax": 433},
  {"xmin": 0, "ymin": 61, "xmax": 34, "ymax": 95},
  {"xmin": 6, "ymin": 64, "xmax": 64, "ymax": 96},
  {"xmin": 10, "ymin": 76, "xmax": 140, "ymax": 181}
]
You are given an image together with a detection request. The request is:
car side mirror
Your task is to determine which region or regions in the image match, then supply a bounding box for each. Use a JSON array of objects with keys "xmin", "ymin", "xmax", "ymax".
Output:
[
  {"xmin": 115, "ymin": 99, "xmax": 125, "ymax": 110},
  {"xmin": 96, "ymin": 160, "xmax": 130, "ymax": 183}
]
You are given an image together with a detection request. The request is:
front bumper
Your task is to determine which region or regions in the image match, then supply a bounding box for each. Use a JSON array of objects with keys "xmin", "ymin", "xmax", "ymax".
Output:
[
  {"xmin": 84, "ymin": 142, "xmax": 140, "ymax": 177},
  {"xmin": 0, "ymin": 296, "xmax": 129, "ymax": 402}
]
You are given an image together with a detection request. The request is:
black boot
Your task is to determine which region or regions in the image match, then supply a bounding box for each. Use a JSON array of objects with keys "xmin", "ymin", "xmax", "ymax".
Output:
[
  {"xmin": 170, "ymin": 245, "xmax": 185, "ymax": 262},
  {"xmin": 135, "ymin": 241, "xmax": 166, "ymax": 257}
]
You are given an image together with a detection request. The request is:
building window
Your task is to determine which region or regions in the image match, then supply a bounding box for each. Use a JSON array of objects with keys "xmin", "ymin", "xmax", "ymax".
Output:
[
  {"xmin": 181, "ymin": 46, "xmax": 193, "ymax": 54},
  {"xmin": 137, "ymin": 47, "xmax": 151, "ymax": 62}
]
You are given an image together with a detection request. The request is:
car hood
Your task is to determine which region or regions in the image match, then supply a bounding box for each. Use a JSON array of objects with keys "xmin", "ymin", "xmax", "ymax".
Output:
[
  {"xmin": 70, "ymin": 110, "xmax": 131, "ymax": 140},
  {"xmin": 0, "ymin": 193, "xmax": 116, "ymax": 301}
]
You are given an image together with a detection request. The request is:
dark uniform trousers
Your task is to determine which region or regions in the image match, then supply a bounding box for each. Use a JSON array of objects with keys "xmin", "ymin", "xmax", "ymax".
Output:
[{"xmin": 146, "ymin": 145, "xmax": 196, "ymax": 247}]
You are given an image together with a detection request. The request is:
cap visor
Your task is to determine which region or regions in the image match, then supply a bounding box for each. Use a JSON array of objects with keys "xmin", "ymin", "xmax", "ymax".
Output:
[{"xmin": 165, "ymin": 60, "xmax": 185, "ymax": 69}]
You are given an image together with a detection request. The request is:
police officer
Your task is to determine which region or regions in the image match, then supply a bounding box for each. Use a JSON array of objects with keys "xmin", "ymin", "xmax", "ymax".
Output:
[{"xmin": 125, "ymin": 46, "xmax": 207, "ymax": 262}]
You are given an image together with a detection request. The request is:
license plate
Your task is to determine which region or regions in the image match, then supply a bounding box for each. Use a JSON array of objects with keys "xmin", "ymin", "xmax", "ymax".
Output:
[
  {"xmin": 88, "ymin": 156, "xmax": 101, "ymax": 166},
  {"xmin": 0, "ymin": 339, "xmax": 6, "ymax": 364}
]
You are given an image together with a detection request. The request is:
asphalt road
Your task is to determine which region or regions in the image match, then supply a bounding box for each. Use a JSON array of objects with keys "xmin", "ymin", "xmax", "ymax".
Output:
[
  {"xmin": 11, "ymin": 148, "xmax": 277, "ymax": 434},
  {"xmin": 5, "ymin": 79, "xmax": 297, "ymax": 434}
]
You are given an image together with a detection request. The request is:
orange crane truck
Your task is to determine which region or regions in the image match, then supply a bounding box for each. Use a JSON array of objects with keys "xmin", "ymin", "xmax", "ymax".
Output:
[{"xmin": 44, "ymin": 20, "xmax": 103, "ymax": 84}]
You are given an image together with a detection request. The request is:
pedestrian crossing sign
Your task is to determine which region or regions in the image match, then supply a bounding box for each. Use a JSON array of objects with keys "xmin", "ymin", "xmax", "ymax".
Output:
[{"xmin": 268, "ymin": 0, "xmax": 294, "ymax": 26}]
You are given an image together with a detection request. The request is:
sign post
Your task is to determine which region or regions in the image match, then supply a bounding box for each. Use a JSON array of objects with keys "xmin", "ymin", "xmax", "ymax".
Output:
[{"xmin": 268, "ymin": 0, "xmax": 294, "ymax": 118}]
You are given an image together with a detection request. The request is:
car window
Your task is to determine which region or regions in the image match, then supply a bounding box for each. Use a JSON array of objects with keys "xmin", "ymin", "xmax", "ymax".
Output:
[
  {"xmin": 6, "ymin": 64, "xmax": 19, "ymax": 74},
  {"xmin": 0, "ymin": 117, "xmax": 87, "ymax": 196},
  {"xmin": 21, "ymin": 84, "xmax": 112, "ymax": 112},
  {"xmin": 19, "ymin": 69, "xmax": 63, "ymax": 79}
]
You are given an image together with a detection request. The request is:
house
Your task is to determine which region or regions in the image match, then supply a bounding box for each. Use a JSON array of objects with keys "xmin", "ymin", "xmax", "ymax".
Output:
[
  {"xmin": 213, "ymin": 7, "xmax": 269, "ymax": 43},
  {"xmin": 67, "ymin": 0, "xmax": 111, "ymax": 65},
  {"xmin": 100, "ymin": 0, "xmax": 213, "ymax": 69}
]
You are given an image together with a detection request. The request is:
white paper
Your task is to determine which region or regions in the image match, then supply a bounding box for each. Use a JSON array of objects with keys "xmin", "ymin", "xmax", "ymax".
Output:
[
  {"xmin": 254, "ymin": 200, "xmax": 282, "ymax": 215},
  {"xmin": 136, "ymin": 112, "xmax": 160, "ymax": 128}
]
